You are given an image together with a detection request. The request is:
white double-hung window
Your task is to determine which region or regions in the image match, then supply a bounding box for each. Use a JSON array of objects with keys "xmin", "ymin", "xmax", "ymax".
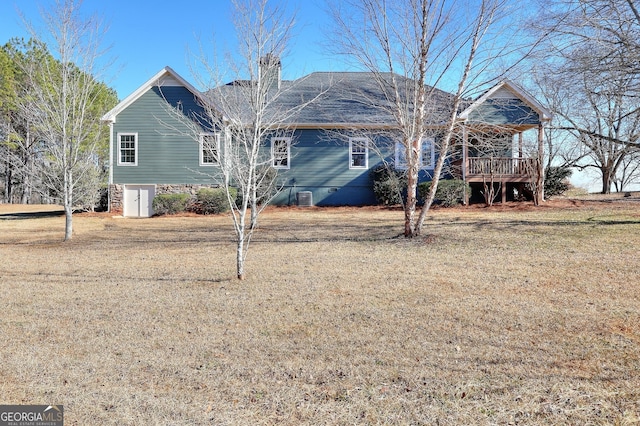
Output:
[
  {"xmin": 199, "ymin": 133, "xmax": 220, "ymax": 166},
  {"xmin": 349, "ymin": 137, "xmax": 369, "ymax": 169},
  {"xmin": 118, "ymin": 133, "xmax": 138, "ymax": 166},
  {"xmin": 271, "ymin": 137, "xmax": 291, "ymax": 169},
  {"xmin": 395, "ymin": 138, "xmax": 435, "ymax": 170}
]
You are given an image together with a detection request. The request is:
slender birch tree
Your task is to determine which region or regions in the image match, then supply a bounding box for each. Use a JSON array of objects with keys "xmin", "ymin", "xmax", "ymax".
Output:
[
  {"xmin": 330, "ymin": 0, "xmax": 533, "ymax": 237},
  {"xmin": 188, "ymin": 0, "xmax": 316, "ymax": 279},
  {"xmin": 18, "ymin": 0, "xmax": 114, "ymax": 239}
]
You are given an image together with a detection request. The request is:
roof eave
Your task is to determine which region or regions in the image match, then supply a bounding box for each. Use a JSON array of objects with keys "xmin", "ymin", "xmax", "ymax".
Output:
[{"xmin": 270, "ymin": 122, "xmax": 452, "ymax": 130}]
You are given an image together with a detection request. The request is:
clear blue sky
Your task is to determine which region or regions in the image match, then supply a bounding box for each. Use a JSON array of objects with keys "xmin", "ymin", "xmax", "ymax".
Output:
[{"xmin": 0, "ymin": 0, "xmax": 344, "ymax": 100}]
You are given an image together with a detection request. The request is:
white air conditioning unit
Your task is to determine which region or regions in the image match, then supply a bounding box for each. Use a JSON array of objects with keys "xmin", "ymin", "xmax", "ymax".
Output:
[{"xmin": 296, "ymin": 191, "xmax": 313, "ymax": 207}]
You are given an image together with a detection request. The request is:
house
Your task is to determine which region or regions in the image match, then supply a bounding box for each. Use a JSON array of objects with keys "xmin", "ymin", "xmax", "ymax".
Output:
[{"xmin": 101, "ymin": 64, "xmax": 551, "ymax": 217}]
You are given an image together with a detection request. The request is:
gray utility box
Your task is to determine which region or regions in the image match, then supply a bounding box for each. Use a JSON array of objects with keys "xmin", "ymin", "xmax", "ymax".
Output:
[{"xmin": 296, "ymin": 191, "xmax": 313, "ymax": 207}]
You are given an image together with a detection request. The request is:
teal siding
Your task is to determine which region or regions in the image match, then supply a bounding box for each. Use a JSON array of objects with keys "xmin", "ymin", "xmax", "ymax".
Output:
[
  {"xmin": 112, "ymin": 86, "xmax": 222, "ymax": 185},
  {"xmin": 271, "ymin": 129, "xmax": 440, "ymax": 206},
  {"xmin": 467, "ymin": 99, "xmax": 541, "ymax": 126},
  {"xmin": 113, "ymin": 94, "xmax": 437, "ymax": 206},
  {"xmin": 272, "ymin": 129, "xmax": 390, "ymax": 206}
]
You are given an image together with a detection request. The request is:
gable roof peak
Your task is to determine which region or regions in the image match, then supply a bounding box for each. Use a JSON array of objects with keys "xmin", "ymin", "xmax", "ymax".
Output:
[
  {"xmin": 460, "ymin": 80, "xmax": 552, "ymax": 122},
  {"xmin": 101, "ymin": 66, "xmax": 201, "ymax": 123}
]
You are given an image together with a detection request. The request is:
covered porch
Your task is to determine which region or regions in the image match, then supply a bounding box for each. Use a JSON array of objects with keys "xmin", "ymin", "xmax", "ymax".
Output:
[
  {"xmin": 461, "ymin": 124, "xmax": 544, "ymax": 204},
  {"xmin": 456, "ymin": 81, "xmax": 552, "ymax": 205}
]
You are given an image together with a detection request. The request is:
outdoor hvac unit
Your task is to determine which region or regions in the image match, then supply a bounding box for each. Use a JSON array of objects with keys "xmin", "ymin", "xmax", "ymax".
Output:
[{"xmin": 296, "ymin": 191, "xmax": 313, "ymax": 207}]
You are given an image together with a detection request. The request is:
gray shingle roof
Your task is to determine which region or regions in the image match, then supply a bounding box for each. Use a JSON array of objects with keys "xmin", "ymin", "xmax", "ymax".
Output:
[{"xmin": 207, "ymin": 71, "xmax": 455, "ymax": 127}]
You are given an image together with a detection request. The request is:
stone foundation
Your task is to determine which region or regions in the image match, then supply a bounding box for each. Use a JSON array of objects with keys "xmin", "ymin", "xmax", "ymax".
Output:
[
  {"xmin": 108, "ymin": 183, "xmax": 220, "ymax": 215},
  {"xmin": 109, "ymin": 184, "xmax": 124, "ymax": 214}
]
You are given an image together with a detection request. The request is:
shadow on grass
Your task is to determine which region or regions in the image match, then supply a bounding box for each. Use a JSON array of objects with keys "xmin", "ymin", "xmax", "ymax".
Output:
[
  {"xmin": 0, "ymin": 210, "xmax": 65, "ymax": 220},
  {"xmin": 466, "ymin": 217, "xmax": 640, "ymax": 231},
  {"xmin": 0, "ymin": 268, "xmax": 234, "ymax": 284}
]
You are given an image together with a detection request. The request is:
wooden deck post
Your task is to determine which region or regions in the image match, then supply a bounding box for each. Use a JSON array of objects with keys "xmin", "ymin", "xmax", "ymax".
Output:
[
  {"xmin": 463, "ymin": 126, "xmax": 469, "ymax": 205},
  {"xmin": 536, "ymin": 123, "xmax": 544, "ymax": 203},
  {"xmin": 501, "ymin": 179, "xmax": 507, "ymax": 204}
]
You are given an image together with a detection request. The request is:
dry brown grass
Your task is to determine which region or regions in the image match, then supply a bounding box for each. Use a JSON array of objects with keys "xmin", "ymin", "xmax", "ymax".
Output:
[{"xmin": 1, "ymin": 199, "xmax": 639, "ymax": 425}]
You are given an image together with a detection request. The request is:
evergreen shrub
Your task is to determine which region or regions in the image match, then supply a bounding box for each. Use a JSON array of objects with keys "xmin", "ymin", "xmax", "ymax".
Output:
[
  {"xmin": 152, "ymin": 193, "xmax": 190, "ymax": 215},
  {"xmin": 191, "ymin": 187, "xmax": 236, "ymax": 214},
  {"xmin": 418, "ymin": 179, "xmax": 470, "ymax": 207},
  {"xmin": 544, "ymin": 166, "xmax": 572, "ymax": 197},
  {"xmin": 370, "ymin": 164, "xmax": 407, "ymax": 205}
]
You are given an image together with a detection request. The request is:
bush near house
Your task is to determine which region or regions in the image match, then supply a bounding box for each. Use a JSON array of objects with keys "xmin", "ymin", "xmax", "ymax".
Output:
[
  {"xmin": 370, "ymin": 164, "xmax": 407, "ymax": 205},
  {"xmin": 418, "ymin": 179, "xmax": 470, "ymax": 207},
  {"xmin": 152, "ymin": 188, "xmax": 238, "ymax": 216},
  {"xmin": 190, "ymin": 187, "xmax": 236, "ymax": 215},
  {"xmin": 152, "ymin": 193, "xmax": 191, "ymax": 215}
]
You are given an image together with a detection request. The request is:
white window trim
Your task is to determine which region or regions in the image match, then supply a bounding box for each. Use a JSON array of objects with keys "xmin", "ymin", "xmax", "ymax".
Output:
[
  {"xmin": 421, "ymin": 137, "xmax": 435, "ymax": 169},
  {"xmin": 271, "ymin": 137, "xmax": 291, "ymax": 169},
  {"xmin": 117, "ymin": 132, "xmax": 138, "ymax": 166},
  {"xmin": 349, "ymin": 137, "xmax": 369, "ymax": 169},
  {"xmin": 395, "ymin": 138, "xmax": 435, "ymax": 170},
  {"xmin": 199, "ymin": 133, "xmax": 220, "ymax": 166}
]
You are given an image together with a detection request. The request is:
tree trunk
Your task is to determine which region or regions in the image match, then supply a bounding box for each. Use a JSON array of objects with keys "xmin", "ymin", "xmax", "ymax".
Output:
[
  {"xmin": 601, "ymin": 166, "xmax": 613, "ymax": 194},
  {"xmin": 415, "ymin": 128, "xmax": 457, "ymax": 236},
  {"xmin": 236, "ymin": 205, "xmax": 247, "ymax": 280},
  {"xmin": 534, "ymin": 157, "xmax": 543, "ymax": 206},
  {"xmin": 4, "ymin": 157, "xmax": 12, "ymax": 203},
  {"xmin": 236, "ymin": 237, "xmax": 245, "ymax": 280},
  {"xmin": 404, "ymin": 171, "xmax": 418, "ymax": 238},
  {"xmin": 64, "ymin": 169, "xmax": 73, "ymax": 241},
  {"xmin": 403, "ymin": 139, "xmax": 421, "ymax": 238},
  {"xmin": 403, "ymin": 206, "xmax": 415, "ymax": 237},
  {"xmin": 64, "ymin": 205, "xmax": 73, "ymax": 241},
  {"xmin": 20, "ymin": 153, "xmax": 31, "ymax": 204},
  {"xmin": 20, "ymin": 126, "xmax": 32, "ymax": 204}
]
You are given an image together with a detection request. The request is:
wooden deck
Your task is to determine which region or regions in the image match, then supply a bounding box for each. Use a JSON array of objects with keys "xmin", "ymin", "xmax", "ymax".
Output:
[{"xmin": 465, "ymin": 157, "xmax": 535, "ymax": 183}]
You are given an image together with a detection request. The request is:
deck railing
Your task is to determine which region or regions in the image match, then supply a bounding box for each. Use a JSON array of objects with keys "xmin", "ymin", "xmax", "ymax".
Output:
[{"xmin": 467, "ymin": 157, "xmax": 534, "ymax": 177}]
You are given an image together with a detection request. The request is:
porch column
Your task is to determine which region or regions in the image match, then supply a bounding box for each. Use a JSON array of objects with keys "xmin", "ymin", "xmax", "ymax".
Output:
[
  {"xmin": 536, "ymin": 123, "xmax": 545, "ymax": 203},
  {"xmin": 518, "ymin": 132, "xmax": 523, "ymax": 158},
  {"xmin": 501, "ymin": 179, "xmax": 507, "ymax": 204},
  {"xmin": 462, "ymin": 126, "xmax": 469, "ymax": 205}
]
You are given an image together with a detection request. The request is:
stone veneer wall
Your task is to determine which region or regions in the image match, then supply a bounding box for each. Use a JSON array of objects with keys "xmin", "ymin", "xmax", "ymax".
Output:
[
  {"xmin": 109, "ymin": 184, "xmax": 124, "ymax": 214},
  {"xmin": 108, "ymin": 184, "xmax": 220, "ymax": 215}
]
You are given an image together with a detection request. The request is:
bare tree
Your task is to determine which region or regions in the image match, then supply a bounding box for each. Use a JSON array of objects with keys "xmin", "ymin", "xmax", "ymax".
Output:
[
  {"xmin": 1, "ymin": 40, "xmax": 39, "ymax": 204},
  {"xmin": 0, "ymin": 46, "xmax": 16, "ymax": 203},
  {"xmin": 531, "ymin": 0, "xmax": 640, "ymax": 193},
  {"xmin": 330, "ymin": 0, "xmax": 529, "ymax": 237},
  {"xmin": 186, "ymin": 0, "xmax": 315, "ymax": 279},
  {"xmin": 614, "ymin": 148, "xmax": 640, "ymax": 192},
  {"xmin": 533, "ymin": 60, "xmax": 640, "ymax": 193},
  {"xmin": 18, "ymin": 0, "xmax": 113, "ymax": 239}
]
